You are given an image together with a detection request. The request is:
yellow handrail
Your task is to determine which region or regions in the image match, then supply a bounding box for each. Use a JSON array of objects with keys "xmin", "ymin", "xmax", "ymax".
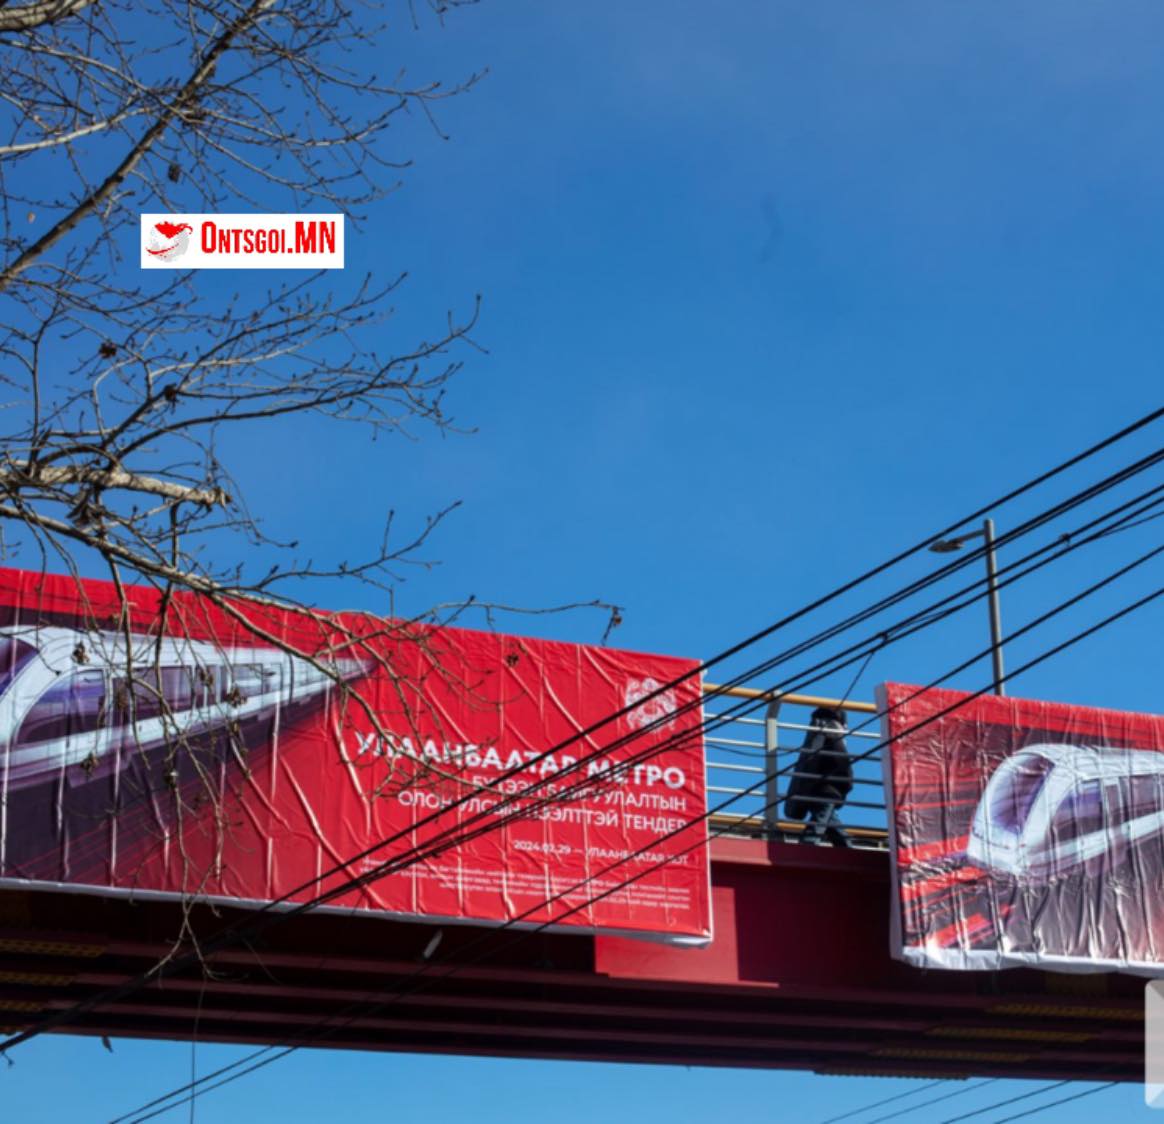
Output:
[
  {"xmin": 708, "ymin": 812, "xmax": 888, "ymax": 838},
  {"xmin": 702, "ymin": 682, "xmax": 878, "ymax": 715}
]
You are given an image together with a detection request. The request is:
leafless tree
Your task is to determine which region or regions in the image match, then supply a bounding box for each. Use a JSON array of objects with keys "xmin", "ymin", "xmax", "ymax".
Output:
[{"xmin": 0, "ymin": 0, "xmax": 621, "ymax": 898}]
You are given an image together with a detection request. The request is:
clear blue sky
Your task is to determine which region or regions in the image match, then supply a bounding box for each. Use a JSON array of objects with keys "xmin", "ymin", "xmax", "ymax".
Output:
[{"xmin": 7, "ymin": 0, "xmax": 1164, "ymax": 1119}]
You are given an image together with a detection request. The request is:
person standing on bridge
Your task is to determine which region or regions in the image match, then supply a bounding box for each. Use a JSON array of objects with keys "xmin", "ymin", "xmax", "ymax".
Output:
[{"xmin": 783, "ymin": 706, "xmax": 853, "ymax": 847}]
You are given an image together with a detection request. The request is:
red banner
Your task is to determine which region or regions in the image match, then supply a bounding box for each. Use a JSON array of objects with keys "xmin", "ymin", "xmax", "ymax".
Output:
[
  {"xmin": 881, "ymin": 681, "xmax": 1164, "ymax": 973},
  {"xmin": 0, "ymin": 569, "xmax": 711, "ymax": 944}
]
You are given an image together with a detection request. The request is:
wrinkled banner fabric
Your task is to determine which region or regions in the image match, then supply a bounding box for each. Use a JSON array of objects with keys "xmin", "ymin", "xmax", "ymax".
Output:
[
  {"xmin": 881, "ymin": 681, "xmax": 1164, "ymax": 974},
  {"xmin": 0, "ymin": 568, "xmax": 710, "ymax": 944}
]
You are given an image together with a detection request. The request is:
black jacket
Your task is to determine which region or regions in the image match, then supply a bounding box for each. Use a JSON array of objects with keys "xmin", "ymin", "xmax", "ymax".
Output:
[{"xmin": 783, "ymin": 706, "xmax": 853, "ymax": 820}]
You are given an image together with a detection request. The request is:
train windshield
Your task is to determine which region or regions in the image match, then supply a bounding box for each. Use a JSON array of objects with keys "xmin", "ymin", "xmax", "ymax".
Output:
[
  {"xmin": 16, "ymin": 669, "xmax": 106, "ymax": 745},
  {"xmin": 990, "ymin": 753, "xmax": 1056, "ymax": 833},
  {"xmin": 0, "ymin": 636, "xmax": 36, "ymax": 697}
]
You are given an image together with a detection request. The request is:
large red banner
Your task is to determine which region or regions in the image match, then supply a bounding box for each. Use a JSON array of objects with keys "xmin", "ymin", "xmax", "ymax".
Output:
[
  {"xmin": 0, "ymin": 569, "xmax": 711, "ymax": 944},
  {"xmin": 881, "ymin": 681, "xmax": 1164, "ymax": 973}
]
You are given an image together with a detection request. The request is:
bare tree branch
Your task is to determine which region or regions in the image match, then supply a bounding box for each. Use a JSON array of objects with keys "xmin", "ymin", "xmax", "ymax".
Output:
[
  {"xmin": 0, "ymin": 462, "xmax": 231, "ymax": 506},
  {"xmin": 0, "ymin": 0, "xmax": 95, "ymax": 34},
  {"xmin": 0, "ymin": 0, "xmax": 624, "ymax": 958},
  {"xmin": 0, "ymin": 0, "xmax": 276, "ymax": 291}
]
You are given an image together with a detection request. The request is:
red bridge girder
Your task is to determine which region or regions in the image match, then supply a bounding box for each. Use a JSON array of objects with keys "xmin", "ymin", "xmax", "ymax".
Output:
[{"xmin": 0, "ymin": 835, "xmax": 1143, "ymax": 1082}]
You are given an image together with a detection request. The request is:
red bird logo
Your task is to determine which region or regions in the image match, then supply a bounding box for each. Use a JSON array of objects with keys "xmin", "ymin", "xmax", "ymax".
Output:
[{"xmin": 152, "ymin": 221, "xmax": 192, "ymax": 241}]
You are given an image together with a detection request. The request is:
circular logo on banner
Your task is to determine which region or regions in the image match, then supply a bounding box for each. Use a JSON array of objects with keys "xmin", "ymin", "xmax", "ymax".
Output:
[{"xmin": 624, "ymin": 676, "xmax": 677, "ymax": 730}]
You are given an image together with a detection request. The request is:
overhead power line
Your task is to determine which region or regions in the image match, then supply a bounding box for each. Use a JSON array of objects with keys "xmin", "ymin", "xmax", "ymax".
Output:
[
  {"xmin": 695, "ymin": 480, "xmax": 1164, "ymax": 767},
  {"xmin": 814, "ymin": 1080, "xmax": 953, "ymax": 1124},
  {"xmin": 980, "ymin": 1081, "xmax": 1119, "ymax": 1123},
  {"xmin": 326, "ymin": 526, "xmax": 1164, "ymax": 928},
  {"xmin": 15, "ymin": 439, "xmax": 1164, "ymax": 1072},
  {"xmin": 934, "ymin": 1080, "xmax": 1070, "ymax": 1124},
  {"xmin": 8, "ymin": 420, "xmax": 1164, "ymax": 1060},
  {"xmin": 109, "ymin": 554, "xmax": 1164, "ymax": 1123},
  {"xmin": 858, "ymin": 1080, "xmax": 1000, "ymax": 1124}
]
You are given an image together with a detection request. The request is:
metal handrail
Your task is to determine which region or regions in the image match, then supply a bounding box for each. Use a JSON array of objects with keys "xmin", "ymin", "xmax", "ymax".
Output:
[
  {"xmin": 709, "ymin": 811, "xmax": 888, "ymax": 841},
  {"xmin": 701, "ymin": 682, "xmax": 889, "ymax": 849},
  {"xmin": 703, "ymin": 682, "xmax": 879, "ymax": 714}
]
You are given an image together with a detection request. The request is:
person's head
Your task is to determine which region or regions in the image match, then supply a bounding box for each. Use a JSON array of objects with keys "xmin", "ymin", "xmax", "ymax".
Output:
[{"xmin": 810, "ymin": 705, "xmax": 846, "ymax": 730}]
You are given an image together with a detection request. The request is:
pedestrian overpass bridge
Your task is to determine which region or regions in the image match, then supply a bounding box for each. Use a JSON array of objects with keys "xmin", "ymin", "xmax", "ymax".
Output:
[{"xmin": 0, "ymin": 688, "xmax": 1142, "ymax": 1083}]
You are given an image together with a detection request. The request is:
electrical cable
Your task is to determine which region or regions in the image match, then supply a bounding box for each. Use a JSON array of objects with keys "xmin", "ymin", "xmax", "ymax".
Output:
[
  {"xmin": 840, "ymin": 540, "xmax": 1164, "ymax": 764},
  {"xmin": 859, "ymin": 1080, "xmax": 1000, "ymax": 1124},
  {"xmin": 113, "ymin": 519, "xmax": 1164, "ymax": 1119},
  {"xmin": 702, "ymin": 480, "xmax": 1164, "ymax": 761},
  {"xmin": 813, "ymin": 1081, "xmax": 953, "ymax": 1124},
  {"xmin": 109, "ymin": 555, "xmax": 1164, "ymax": 1122},
  {"xmin": 776, "ymin": 550, "xmax": 1164, "ymax": 1124},
  {"xmin": 983, "ymin": 1080, "xmax": 1119, "ymax": 1123},
  {"xmin": 293, "ymin": 464, "xmax": 1164, "ymax": 893},
  {"xmin": 14, "ymin": 446, "xmax": 1164, "ymax": 1060},
  {"xmin": 261, "ymin": 501, "xmax": 1164, "ymax": 932},
  {"xmin": 1095, "ymin": 506, "xmax": 1164, "ymax": 538},
  {"xmin": 18, "ymin": 451, "xmax": 1164, "ymax": 1071},
  {"xmin": 117, "ymin": 417, "xmax": 1164, "ymax": 935},
  {"xmin": 934, "ymin": 1080, "xmax": 1070, "ymax": 1124}
]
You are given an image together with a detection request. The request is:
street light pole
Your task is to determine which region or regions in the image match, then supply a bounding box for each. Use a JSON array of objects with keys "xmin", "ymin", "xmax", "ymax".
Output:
[
  {"xmin": 982, "ymin": 518, "xmax": 1005, "ymax": 697},
  {"xmin": 929, "ymin": 518, "xmax": 1006, "ymax": 696}
]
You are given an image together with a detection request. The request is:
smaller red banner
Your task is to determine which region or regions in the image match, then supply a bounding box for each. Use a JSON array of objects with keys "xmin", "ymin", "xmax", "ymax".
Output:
[{"xmin": 881, "ymin": 681, "xmax": 1164, "ymax": 974}]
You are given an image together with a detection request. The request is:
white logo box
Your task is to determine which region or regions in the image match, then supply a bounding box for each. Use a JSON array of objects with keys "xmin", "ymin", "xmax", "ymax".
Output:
[{"xmin": 140, "ymin": 214, "xmax": 344, "ymax": 269}]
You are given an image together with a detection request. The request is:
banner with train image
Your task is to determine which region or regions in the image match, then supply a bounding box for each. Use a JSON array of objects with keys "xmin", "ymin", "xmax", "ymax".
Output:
[
  {"xmin": 0, "ymin": 568, "xmax": 711, "ymax": 944},
  {"xmin": 881, "ymin": 681, "xmax": 1164, "ymax": 974}
]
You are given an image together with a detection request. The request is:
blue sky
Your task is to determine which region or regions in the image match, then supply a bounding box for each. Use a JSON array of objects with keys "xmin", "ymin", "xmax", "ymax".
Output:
[{"xmin": 7, "ymin": 0, "xmax": 1164, "ymax": 1119}]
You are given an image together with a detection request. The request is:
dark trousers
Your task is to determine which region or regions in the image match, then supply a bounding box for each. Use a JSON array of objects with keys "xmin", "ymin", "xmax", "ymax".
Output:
[{"xmin": 802, "ymin": 802, "xmax": 850, "ymax": 847}]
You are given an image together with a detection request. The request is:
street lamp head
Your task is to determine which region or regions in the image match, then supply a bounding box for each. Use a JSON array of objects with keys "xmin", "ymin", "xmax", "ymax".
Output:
[{"xmin": 929, "ymin": 527, "xmax": 988, "ymax": 554}]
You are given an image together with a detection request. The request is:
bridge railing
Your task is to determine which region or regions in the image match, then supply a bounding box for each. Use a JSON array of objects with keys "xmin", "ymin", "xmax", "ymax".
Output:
[{"xmin": 701, "ymin": 684, "xmax": 890, "ymax": 850}]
